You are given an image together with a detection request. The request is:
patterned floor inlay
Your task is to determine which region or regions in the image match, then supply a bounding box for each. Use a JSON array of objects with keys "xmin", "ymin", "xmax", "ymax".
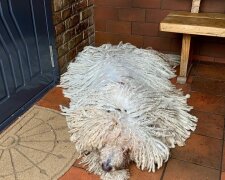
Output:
[{"xmin": 0, "ymin": 105, "xmax": 78, "ymax": 180}]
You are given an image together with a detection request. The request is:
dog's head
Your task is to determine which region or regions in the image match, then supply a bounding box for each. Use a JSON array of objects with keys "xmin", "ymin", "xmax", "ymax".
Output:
[{"xmin": 100, "ymin": 145, "xmax": 129, "ymax": 172}]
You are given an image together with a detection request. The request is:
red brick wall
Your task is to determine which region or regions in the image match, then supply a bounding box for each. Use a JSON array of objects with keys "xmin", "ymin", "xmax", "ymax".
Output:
[
  {"xmin": 94, "ymin": 0, "xmax": 225, "ymax": 63},
  {"xmin": 52, "ymin": 0, "xmax": 94, "ymax": 73}
]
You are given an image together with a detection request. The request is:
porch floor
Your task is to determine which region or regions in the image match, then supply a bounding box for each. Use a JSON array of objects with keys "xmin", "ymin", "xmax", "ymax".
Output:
[{"xmin": 36, "ymin": 61, "xmax": 225, "ymax": 180}]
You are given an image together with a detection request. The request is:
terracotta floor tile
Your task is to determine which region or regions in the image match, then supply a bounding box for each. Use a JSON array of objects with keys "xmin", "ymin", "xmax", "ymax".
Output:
[
  {"xmin": 129, "ymin": 163, "xmax": 164, "ymax": 180},
  {"xmin": 73, "ymin": 158, "xmax": 88, "ymax": 169},
  {"xmin": 171, "ymin": 134, "xmax": 223, "ymax": 169},
  {"xmin": 37, "ymin": 87, "xmax": 70, "ymax": 111},
  {"xmin": 175, "ymin": 83, "xmax": 191, "ymax": 95},
  {"xmin": 191, "ymin": 76, "xmax": 225, "ymax": 96},
  {"xmin": 188, "ymin": 92, "xmax": 225, "ymax": 115},
  {"xmin": 193, "ymin": 62, "xmax": 225, "ymax": 81},
  {"xmin": 221, "ymin": 172, "xmax": 225, "ymax": 180},
  {"xmin": 191, "ymin": 110, "xmax": 224, "ymax": 139},
  {"xmin": 189, "ymin": 63, "xmax": 199, "ymax": 77},
  {"xmin": 59, "ymin": 167, "xmax": 99, "ymax": 180},
  {"xmin": 170, "ymin": 76, "xmax": 192, "ymax": 95},
  {"xmin": 73, "ymin": 161, "xmax": 164, "ymax": 180},
  {"xmin": 163, "ymin": 159, "xmax": 220, "ymax": 180}
]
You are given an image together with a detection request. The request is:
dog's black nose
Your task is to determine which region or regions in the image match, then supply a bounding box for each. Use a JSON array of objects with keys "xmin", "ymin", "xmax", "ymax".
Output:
[{"xmin": 102, "ymin": 163, "xmax": 112, "ymax": 172}]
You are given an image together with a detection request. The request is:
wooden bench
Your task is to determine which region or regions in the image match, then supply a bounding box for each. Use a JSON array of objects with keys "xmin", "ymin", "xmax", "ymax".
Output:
[{"xmin": 160, "ymin": 1, "xmax": 225, "ymax": 84}]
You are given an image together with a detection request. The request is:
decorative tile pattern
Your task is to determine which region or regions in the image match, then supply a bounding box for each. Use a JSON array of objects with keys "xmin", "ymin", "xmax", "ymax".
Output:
[{"xmin": 0, "ymin": 106, "xmax": 77, "ymax": 180}]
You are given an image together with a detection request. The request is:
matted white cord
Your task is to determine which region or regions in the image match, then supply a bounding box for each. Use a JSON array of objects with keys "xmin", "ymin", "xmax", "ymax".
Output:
[{"xmin": 59, "ymin": 43, "xmax": 197, "ymax": 180}]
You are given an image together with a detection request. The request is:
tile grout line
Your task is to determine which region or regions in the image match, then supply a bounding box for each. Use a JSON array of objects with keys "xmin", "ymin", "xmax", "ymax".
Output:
[
  {"xmin": 172, "ymin": 157, "xmax": 221, "ymax": 171},
  {"xmin": 193, "ymin": 132, "xmax": 223, "ymax": 141},
  {"xmin": 160, "ymin": 160, "xmax": 168, "ymax": 180}
]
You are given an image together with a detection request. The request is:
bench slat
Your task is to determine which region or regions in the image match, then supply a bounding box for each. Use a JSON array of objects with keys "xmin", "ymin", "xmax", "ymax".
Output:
[
  {"xmin": 160, "ymin": 12, "xmax": 225, "ymax": 37},
  {"xmin": 169, "ymin": 11, "xmax": 225, "ymax": 20}
]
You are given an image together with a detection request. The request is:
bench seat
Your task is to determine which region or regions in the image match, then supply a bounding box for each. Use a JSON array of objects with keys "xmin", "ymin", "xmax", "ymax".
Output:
[
  {"xmin": 160, "ymin": 11, "xmax": 225, "ymax": 84},
  {"xmin": 160, "ymin": 12, "xmax": 225, "ymax": 37}
]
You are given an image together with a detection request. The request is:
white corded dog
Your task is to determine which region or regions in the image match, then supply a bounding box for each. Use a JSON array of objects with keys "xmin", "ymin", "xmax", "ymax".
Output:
[{"xmin": 60, "ymin": 43, "xmax": 197, "ymax": 180}]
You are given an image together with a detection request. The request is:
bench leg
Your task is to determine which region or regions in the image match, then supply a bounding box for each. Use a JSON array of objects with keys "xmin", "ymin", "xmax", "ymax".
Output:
[{"xmin": 177, "ymin": 34, "xmax": 191, "ymax": 84}]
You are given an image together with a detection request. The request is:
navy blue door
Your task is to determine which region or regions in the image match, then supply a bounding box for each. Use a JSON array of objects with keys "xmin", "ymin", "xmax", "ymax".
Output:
[{"xmin": 0, "ymin": 0, "xmax": 58, "ymax": 130}]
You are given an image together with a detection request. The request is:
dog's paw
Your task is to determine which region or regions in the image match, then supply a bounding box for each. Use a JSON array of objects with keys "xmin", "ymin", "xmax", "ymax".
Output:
[{"xmin": 101, "ymin": 169, "xmax": 130, "ymax": 180}]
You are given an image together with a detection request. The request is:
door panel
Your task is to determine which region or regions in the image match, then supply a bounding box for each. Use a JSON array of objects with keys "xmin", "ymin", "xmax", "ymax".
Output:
[{"xmin": 0, "ymin": 0, "xmax": 58, "ymax": 130}]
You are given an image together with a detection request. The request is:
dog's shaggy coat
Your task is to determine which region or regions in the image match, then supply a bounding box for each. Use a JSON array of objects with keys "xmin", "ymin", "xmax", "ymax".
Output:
[{"xmin": 60, "ymin": 43, "xmax": 197, "ymax": 180}]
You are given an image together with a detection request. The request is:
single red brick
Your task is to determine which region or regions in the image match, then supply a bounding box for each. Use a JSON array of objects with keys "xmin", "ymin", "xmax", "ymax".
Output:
[
  {"xmin": 76, "ymin": 20, "xmax": 89, "ymax": 34},
  {"xmin": 63, "ymin": 28, "xmax": 75, "ymax": 43},
  {"xmin": 62, "ymin": 0, "xmax": 71, "ymax": 7},
  {"xmin": 53, "ymin": 11, "xmax": 62, "ymax": 25},
  {"xmin": 106, "ymin": 21, "xmax": 131, "ymax": 34},
  {"xmin": 118, "ymin": 8, "xmax": 145, "ymax": 22},
  {"xmin": 57, "ymin": 43, "xmax": 69, "ymax": 57},
  {"xmin": 94, "ymin": 7, "xmax": 118, "ymax": 20},
  {"xmin": 55, "ymin": 34, "xmax": 63, "ymax": 47},
  {"xmin": 170, "ymin": 37, "xmax": 182, "ymax": 53},
  {"xmin": 94, "ymin": 0, "xmax": 132, "ymax": 7},
  {"xmin": 53, "ymin": 0, "xmax": 63, "ymax": 12},
  {"xmin": 201, "ymin": 0, "xmax": 225, "ymax": 13},
  {"xmin": 81, "ymin": 8, "xmax": 93, "ymax": 20},
  {"xmin": 64, "ymin": 15, "xmax": 79, "ymax": 29},
  {"xmin": 73, "ymin": 0, "xmax": 88, "ymax": 12},
  {"xmin": 132, "ymin": 0, "xmax": 161, "ymax": 8},
  {"xmin": 76, "ymin": 39, "xmax": 89, "ymax": 52},
  {"xmin": 88, "ymin": 0, "xmax": 94, "ymax": 6},
  {"xmin": 66, "ymin": 48, "xmax": 77, "ymax": 62},
  {"xmin": 61, "ymin": 7, "xmax": 72, "ymax": 20},
  {"xmin": 143, "ymin": 37, "xmax": 171, "ymax": 52},
  {"xmin": 146, "ymin": 9, "xmax": 170, "ymax": 23},
  {"xmin": 199, "ymin": 42, "xmax": 225, "ymax": 58},
  {"xmin": 95, "ymin": 20, "xmax": 106, "ymax": 31},
  {"xmin": 86, "ymin": 26, "xmax": 95, "ymax": 36},
  {"xmin": 132, "ymin": 22, "xmax": 159, "ymax": 36},
  {"xmin": 193, "ymin": 55, "xmax": 214, "ymax": 62},
  {"xmin": 194, "ymin": 36, "xmax": 225, "ymax": 44},
  {"xmin": 215, "ymin": 57, "xmax": 225, "ymax": 64},
  {"xmin": 158, "ymin": 31, "xmax": 179, "ymax": 38},
  {"xmin": 55, "ymin": 22, "xmax": 65, "ymax": 35},
  {"xmin": 89, "ymin": 34, "xmax": 95, "ymax": 45},
  {"xmin": 95, "ymin": 32, "xmax": 143, "ymax": 47},
  {"xmin": 68, "ymin": 33, "xmax": 83, "ymax": 50},
  {"xmin": 89, "ymin": 16, "xmax": 94, "ymax": 26},
  {"xmin": 161, "ymin": 0, "xmax": 191, "ymax": 11},
  {"xmin": 58, "ymin": 55, "xmax": 68, "ymax": 73}
]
